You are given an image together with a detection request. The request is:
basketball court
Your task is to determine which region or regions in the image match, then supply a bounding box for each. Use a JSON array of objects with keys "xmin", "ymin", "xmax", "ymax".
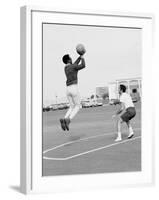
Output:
[{"xmin": 42, "ymin": 102, "xmax": 141, "ymax": 176}]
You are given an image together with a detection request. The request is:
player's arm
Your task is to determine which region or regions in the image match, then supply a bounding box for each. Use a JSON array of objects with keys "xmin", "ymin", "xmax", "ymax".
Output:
[
  {"xmin": 73, "ymin": 56, "xmax": 81, "ymax": 65},
  {"xmin": 112, "ymin": 102, "xmax": 125, "ymax": 118},
  {"xmin": 75, "ymin": 56, "xmax": 86, "ymax": 70},
  {"xmin": 116, "ymin": 102, "xmax": 125, "ymax": 115}
]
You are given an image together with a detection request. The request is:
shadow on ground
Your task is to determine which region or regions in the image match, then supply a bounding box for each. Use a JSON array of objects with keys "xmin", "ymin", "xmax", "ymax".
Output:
[{"xmin": 9, "ymin": 185, "xmax": 21, "ymax": 193}]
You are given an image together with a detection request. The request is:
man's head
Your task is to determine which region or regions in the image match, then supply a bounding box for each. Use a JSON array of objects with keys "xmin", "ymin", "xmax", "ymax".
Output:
[
  {"xmin": 62, "ymin": 54, "xmax": 72, "ymax": 64},
  {"xmin": 119, "ymin": 84, "xmax": 126, "ymax": 94}
]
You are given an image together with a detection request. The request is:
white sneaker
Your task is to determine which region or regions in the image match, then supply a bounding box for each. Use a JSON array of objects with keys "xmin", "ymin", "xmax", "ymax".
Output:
[
  {"xmin": 115, "ymin": 136, "xmax": 122, "ymax": 142},
  {"xmin": 127, "ymin": 132, "xmax": 134, "ymax": 139}
]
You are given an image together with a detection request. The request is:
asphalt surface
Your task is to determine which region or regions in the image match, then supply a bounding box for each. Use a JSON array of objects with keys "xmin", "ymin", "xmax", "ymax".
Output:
[{"xmin": 42, "ymin": 102, "xmax": 141, "ymax": 176}]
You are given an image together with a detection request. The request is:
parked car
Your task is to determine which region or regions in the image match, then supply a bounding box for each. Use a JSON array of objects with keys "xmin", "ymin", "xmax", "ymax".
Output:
[
  {"xmin": 96, "ymin": 98, "xmax": 103, "ymax": 106},
  {"xmin": 81, "ymin": 101, "xmax": 91, "ymax": 108},
  {"xmin": 109, "ymin": 99, "xmax": 120, "ymax": 105},
  {"xmin": 56, "ymin": 103, "xmax": 69, "ymax": 110},
  {"xmin": 43, "ymin": 106, "xmax": 51, "ymax": 112}
]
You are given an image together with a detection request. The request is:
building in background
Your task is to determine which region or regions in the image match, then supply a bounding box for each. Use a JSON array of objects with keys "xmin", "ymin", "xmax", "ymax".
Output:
[
  {"xmin": 96, "ymin": 86, "xmax": 108, "ymax": 98},
  {"xmin": 108, "ymin": 77, "xmax": 141, "ymax": 103}
]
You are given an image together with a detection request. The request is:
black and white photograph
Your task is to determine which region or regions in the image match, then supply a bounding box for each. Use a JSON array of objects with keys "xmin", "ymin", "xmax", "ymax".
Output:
[
  {"xmin": 42, "ymin": 23, "xmax": 142, "ymax": 176},
  {"xmin": 0, "ymin": 0, "xmax": 157, "ymax": 197},
  {"xmin": 20, "ymin": 6, "xmax": 154, "ymax": 194}
]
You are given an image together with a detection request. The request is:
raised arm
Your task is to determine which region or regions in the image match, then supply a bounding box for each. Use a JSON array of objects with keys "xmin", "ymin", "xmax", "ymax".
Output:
[
  {"xmin": 75, "ymin": 56, "xmax": 86, "ymax": 70},
  {"xmin": 73, "ymin": 56, "xmax": 81, "ymax": 65}
]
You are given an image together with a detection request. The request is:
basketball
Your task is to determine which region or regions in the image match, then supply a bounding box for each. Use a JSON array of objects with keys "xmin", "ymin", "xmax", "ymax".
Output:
[{"xmin": 76, "ymin": 44, "xmax": 86, "ymax": 55}]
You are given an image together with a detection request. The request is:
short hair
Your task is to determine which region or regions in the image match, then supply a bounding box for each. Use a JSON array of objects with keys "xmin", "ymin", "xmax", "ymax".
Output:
[
  {"xmin": 62, "ymin": 54, "xmax": 70, "ymax": 64},
  {"xmin": 119, "ymin": 84, "xmax": 126, "ymax": 92}
]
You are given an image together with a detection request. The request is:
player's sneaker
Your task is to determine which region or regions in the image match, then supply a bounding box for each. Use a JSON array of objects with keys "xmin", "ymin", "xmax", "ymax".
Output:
[
  {"xmin": 60, "ymin": 119, "xmax": 66, "ymax": 131},
  {"xmin": 115, "ymin": 136, "xmax": 122, "ymax": 142},
  {"xmin": 127, "ymin": 132, "xmax": 134, "ymax": 139},
  {"xmin": 64, "ymin": 118, "xmax": 70, "ymax": 131}
]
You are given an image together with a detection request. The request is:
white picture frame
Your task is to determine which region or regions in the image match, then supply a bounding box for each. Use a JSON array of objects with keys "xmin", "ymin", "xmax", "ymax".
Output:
[{"xmin": 20, "ymin": 5, "xmax": 154, "ymax": 194}]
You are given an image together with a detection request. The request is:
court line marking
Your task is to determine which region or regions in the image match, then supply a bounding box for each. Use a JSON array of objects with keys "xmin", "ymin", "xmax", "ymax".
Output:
[
  {"xmin": 43, "ymin": 127, "xmax": 141, "ymax": 154},
  {"xmin": 43, "ymin": 136, "xmax": 141, "ymax": 161}
]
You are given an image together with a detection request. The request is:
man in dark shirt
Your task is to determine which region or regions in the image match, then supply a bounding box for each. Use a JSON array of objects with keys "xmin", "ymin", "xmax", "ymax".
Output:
[{"xmin": 60, "ymin": 54, "xmax": 86, "ymax": 131}]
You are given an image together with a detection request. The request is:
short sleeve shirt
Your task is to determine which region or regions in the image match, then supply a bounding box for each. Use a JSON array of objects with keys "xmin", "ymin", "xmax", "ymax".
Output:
[{"xmin": 119, "ymin": 93, "xmax": 134, "ymax": 109}]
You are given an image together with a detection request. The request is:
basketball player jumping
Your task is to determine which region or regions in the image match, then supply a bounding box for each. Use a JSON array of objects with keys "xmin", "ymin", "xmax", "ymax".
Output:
[{"xmin": 60, "ymin": 53, "xmax": 86, "ymax": 131}]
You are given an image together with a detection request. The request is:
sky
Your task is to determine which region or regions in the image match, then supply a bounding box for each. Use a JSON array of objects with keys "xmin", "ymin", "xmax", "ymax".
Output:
[{"xmin": 43, "ymin": 24, "xmax": 141, "ymax": 105}]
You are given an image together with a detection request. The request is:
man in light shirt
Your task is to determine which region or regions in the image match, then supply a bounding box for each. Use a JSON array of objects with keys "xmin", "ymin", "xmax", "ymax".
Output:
[{"xmin": 113, "ymin": 84, "xmax": 136, "ymax": 142}]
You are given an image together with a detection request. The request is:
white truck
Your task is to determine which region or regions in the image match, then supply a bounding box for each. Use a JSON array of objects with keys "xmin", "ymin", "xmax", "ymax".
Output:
[{"xmin": 108, "ymin": 82, "xmax": 119, "ymax": 105}]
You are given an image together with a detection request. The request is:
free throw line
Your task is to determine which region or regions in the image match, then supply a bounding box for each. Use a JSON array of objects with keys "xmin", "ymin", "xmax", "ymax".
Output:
[
  {"xmin": 43, "ymin": 127, "xmax": 141, "ymax": 154},
  {"xmin": 43, "ymin": 136, "xmax": 141, "ymax": 161}
]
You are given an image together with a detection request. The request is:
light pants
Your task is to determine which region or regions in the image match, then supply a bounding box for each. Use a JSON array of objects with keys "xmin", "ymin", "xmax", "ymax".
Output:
[{"xmin": 65, "ymin": 84, "xmax": 81, "ymax": 120}]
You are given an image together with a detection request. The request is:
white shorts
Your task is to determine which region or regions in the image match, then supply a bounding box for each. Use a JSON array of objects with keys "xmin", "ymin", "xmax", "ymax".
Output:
[{"xmin": 66, "ymin": 84, "xmax": 80, "ymax": 107}]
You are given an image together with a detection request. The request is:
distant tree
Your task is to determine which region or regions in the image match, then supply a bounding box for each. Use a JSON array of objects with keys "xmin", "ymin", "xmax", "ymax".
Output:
[
  {"xmin": 102, "ymin": 93, "xmax": 109, "ymax": 100},
  {"xmin": 90, "ymin": 95, "xmax": 94, "ymax": 99}
]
